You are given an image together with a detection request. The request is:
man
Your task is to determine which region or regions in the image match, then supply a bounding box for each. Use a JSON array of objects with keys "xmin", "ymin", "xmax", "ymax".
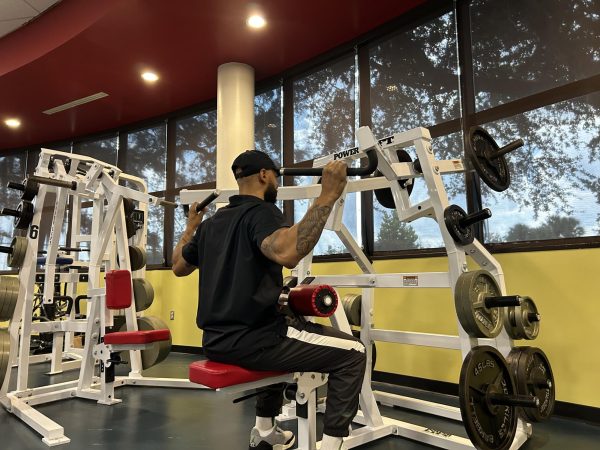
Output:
[{"xmin": 173, "ymin": 150, "xmax": 366, "ymax": 450}]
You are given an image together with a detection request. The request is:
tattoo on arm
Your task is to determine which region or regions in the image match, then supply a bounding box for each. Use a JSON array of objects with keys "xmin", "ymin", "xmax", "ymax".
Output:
[{"xmin": 296, "ymin": 205, "xmax": 332, "ymax": 256}]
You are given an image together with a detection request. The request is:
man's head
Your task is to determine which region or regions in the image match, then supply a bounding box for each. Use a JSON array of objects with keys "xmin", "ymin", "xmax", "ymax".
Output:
[{"xmin": 231, "ymin": 150, "xmax": 280, "ymax": 203}]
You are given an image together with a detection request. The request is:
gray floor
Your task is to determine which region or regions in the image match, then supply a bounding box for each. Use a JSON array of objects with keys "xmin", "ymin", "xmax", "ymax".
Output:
[{"xmin": 1, "ymin": 353, "xmax": 599, "ymax": 449}]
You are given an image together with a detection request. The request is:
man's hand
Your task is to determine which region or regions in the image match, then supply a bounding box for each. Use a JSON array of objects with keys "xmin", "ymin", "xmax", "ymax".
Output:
[
  {"xmin": 319, "ymin": 161, "xmax": 348, "ymax": 204},
  {"xmin": 187, "ymin": 202, "xmax": 205, "ymax": 231}
]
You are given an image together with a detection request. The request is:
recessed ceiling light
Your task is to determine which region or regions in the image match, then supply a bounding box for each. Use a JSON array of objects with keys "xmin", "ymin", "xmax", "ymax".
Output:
[
  {"xmin": 5, "ymin": 118, "xmax": 21, "ymax": 128},
  {"xmin": 141, "ymin": 71, "xmax": 159, "ymax": 82},
  {"xmin": 247, "ymin": 15, "xmax": 266, "ymax": 28}
]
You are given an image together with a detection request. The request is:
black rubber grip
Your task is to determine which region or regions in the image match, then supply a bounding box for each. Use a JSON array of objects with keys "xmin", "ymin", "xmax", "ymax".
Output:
[{"xmin": 278, "ymin": 149, "xmax": 378, "ymax": 177}]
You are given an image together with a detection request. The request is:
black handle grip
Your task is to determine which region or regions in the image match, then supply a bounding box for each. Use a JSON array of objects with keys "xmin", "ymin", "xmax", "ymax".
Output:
[
  {"xmin": 7, "ymin": 181, "xmax": 25, "ymax": 191},
  {"xmin": 59, "ymin": 246, "xmax": 89, "ymax": 253},
  {"xmin": 278, "ymin": 149, "xmax": 378, "ymax": 177},
  {"xmin": 29, "ymin": 175, "xmax": 77, "ymax": 190},
  {"xmin": 0, "ymin": 245, "xmax": 12, "ymax": 254},
  {"xmin": 157, "ymin": 199, "xmax": 178, "ymax": 208},
  {"xmin": 459, "ymin": 208, "xmax": 492, "ymax": 227}
]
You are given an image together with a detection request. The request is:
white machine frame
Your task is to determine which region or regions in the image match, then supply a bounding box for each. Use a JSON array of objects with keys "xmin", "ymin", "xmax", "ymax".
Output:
[
  {"xmin": 0, "ymin": 150, "xmax": 208, "ymax": 446},
  {"xmin": 180, "ymin": 126, "xmax": 532, "ymax": 450}
]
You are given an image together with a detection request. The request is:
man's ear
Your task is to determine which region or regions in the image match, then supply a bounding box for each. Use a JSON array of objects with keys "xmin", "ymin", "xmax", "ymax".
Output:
[{"xmin": 257, "ymin": 169, "xmax": 269, "ymax": 184}]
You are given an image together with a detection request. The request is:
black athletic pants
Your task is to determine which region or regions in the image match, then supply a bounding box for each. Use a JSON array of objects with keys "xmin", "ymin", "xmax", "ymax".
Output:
[{"xmin": 206, "ymin": 318, "xmax": 366, "ymax": 437}]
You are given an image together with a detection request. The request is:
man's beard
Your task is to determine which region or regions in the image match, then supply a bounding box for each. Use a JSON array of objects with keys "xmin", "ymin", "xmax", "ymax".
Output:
[{"xmin": 264, "ymin": 183, "xmax": 278, "ymax": 204}]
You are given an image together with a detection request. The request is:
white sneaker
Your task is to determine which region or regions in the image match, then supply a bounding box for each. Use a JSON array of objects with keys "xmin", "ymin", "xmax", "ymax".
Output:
[{"xmin": 249, "ymin": 426, "xmax": 295, "ymax": 450}]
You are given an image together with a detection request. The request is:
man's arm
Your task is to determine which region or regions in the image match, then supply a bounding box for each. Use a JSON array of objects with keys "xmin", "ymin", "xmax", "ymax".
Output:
[
  {"xmin": 260, "ymin": 161, "xmax": 347, "ymax": 268},
  {"xmin": 172, "ymin": 203, "xmax": 204, "ymax": 277}
]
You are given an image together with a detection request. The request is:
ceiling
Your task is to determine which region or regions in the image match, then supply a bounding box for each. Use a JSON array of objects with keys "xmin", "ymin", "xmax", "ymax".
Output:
[
  {"xmin": 0, "ymin": 0, "xmax": 60, "ymax": 39},
  {"xmin": 0, "ymin": 0, "xmax": 426, "ymax": 152}
]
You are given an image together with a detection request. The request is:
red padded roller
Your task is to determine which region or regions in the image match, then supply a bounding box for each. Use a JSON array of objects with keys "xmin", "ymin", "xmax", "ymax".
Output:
[
  {"xmin": 189, "ymin": 360, "xmax": 287, "ymax": 389},
  {"xmin": 288, "ymin": 285, "xmax": 338, "ymax": 317},
  {"xmin": 104, "ymin": 329, "xmax": 170, "ymax": 345},
  {"xmin": 106, "ymin": 269, "xmax": 132, "ymax": 309}
]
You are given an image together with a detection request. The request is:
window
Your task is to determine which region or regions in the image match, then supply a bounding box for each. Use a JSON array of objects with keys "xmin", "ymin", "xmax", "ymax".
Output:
[
  {"xmin": 174, "ymin": 111, "xmax": 217, "ymax": 188},
  {"xmin": 369, "ymin": 11, "xmax": 465, "ymax": 251},
  {"xmin": 125, "ymin": 124, "xmax": 167, "ymax": 265},
  {"xmin": 471, "ymin": 0, "xmax": 600, "ymax": 110},
  {"xmin": 370, "ymin": 11, "xmax": 460, "ymax": 135},
  {"xmin": 292, "ymin": 55, "xmax": 359, "ymax": 255},
  {"xmin": 481, "ymin": 92, "xmax": 600, "ymax": 242},
  {"xmin": 255, "ymin": 87, "xmax": 283, "ymax": 164},
  {"xmin": 73, "ymin": 135, "xmax": 118, "ymax": 165},
  {"xmin": 293, "ymin": 55, "xmax": 357, "ymax": 162},
  {"xmin": 0, "ymin": 152, "xmax": 27, "ymax": 271}
]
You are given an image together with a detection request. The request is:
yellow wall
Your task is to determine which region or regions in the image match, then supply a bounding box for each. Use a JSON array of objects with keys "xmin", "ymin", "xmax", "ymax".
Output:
[{"xmin": 147, "ymin": 247, "xmax": 600, "ymax": 408}]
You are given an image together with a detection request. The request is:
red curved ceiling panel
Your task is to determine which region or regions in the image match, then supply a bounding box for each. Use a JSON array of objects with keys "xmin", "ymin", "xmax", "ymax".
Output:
[{"xmin": 0, "ymin": 0, "xmax": 426, "ymax": 151}]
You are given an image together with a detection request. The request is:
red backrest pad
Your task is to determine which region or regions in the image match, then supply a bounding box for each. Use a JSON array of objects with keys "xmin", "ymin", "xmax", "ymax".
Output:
[{"xmin": 105, "ymin": 269, "xmax": 132, "ymax": 309}]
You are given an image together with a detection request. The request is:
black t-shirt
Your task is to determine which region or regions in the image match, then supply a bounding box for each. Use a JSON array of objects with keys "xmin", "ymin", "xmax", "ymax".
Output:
[{"xmin": 181, "ymin": 195, "xmax": 289, "ymax": 358}]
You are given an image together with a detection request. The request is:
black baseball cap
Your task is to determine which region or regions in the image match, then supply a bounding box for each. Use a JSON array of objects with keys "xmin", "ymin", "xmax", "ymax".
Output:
[{"xmin": 231, "ymin": 150, "xmax": 279, "ymax": 179}]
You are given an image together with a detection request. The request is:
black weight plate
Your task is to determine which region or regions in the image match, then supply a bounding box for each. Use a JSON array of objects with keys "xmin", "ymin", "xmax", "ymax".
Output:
[
  {"xmin": 508, "ymin": 347, "xmax": 555, "ymax": 422},
  {"xmin": 373, "ymin": 149, "xmax": 414, "ymax": 209},
  {"xmin": 467, "ymin": 127, "xmax": 511, "ymax": 192},
  {"xmin": 14, "ymin": 201, "xmax": 34, "ymax": 230},
  {"xmin": 459, "ymin": 346, "xmax": 518, "ymax": 450},
  {"xmin": 129, "ymin": 246, "xmax": 147, "ymax": 271},
  {"xmin": 122, "ymin": 198, "xmax": 135, "ymax": 216},
  {"xmin": 444, "ymin": 204, "xmax": 474, "ymax": 246},
  {"xmin": 455, "ymin": 271, "xmax": 504, "ymax": 338}
]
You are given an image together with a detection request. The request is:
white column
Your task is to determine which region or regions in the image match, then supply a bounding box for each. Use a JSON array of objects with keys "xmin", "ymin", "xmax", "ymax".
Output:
[{"xmin": 216, "ymin": 62, "xmax": 255, "ymax": 191}]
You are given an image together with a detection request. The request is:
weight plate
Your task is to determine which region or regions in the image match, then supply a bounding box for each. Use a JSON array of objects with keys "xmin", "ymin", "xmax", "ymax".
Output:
[
  {"xmin": 129, "ymin": 246, "xmax": 147, "ymax": 271},
  {"xmin": 373, "ymin": 149, "xmax": 414, "ymax": 209},
  {"xmin": 0, "ymin": 276, "xmax": 19, "ymax": 322},
  {"xmin": 7, "ymin": 236, "xmax": 27, "ymax": 268},
  {"xmin": 0, "ymin": 328, "xmax": 10, "ymax": 389},
  {"xmin": 507, "ymin": 347, "xmax": 555, "ymax": 422},
  {"xmin": 139, "ymin": 316, "xmax": 171, "ymax": 369},
  {"xmin": 504, "ymin": 297, "xmax": 540, "ymax": 340},
  {"xmin": 342, "ymin": 294, "xmax": 362, "ymax": 326},
  {"xmin": 444, "ymin": 205, "xmax": 474, "ymax": 246},
  {"xmin": 459, "ymin": 346, "xmax": 518, "ymax": 450},
  {"xmin": 122, "ymin": 198, "xmax": 136, "ymax": 216},
  {"xmin": 120, "ymin": 316, "xmax": 171, "ymax": 369},
  {"xmin": 466, "ymin": 127, "xmax": 511, "ymax": 192},
  {"xmin": 455, "ymin": 271, "xmax": 504, "ymax": 338},
  {"xmin": 14, "ymin": 201, "xmax": 34, "ymax": 230},
  {"xmin": 133, "ymin": 278, "xmax": 154, "ymax": 312}
]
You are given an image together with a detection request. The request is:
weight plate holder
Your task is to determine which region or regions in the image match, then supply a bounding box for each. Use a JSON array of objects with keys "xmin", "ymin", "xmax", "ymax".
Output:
[
  {"xmin": 459, "ymin": 346, "xmax": 519, "ymax": 450},
  {"xmin": 118, "ymin": 316, "xmax": 171, "ymax": 369},
  {"xmin": 0, "ymin": 276, "xmax": 19, "ymax": 322},
  {"xmin": 506, "ymin": 347, "xmax": 555, "ymax": 422},
  {"xmin": 132, "ymin": 278, "xmax": 154, "ymax": 312},
  {"xmin": 454, "ymin": 270, "xmax": 504, "ymax": 338},
  {"xmin": 504, "ymin": 297, "xmax": 540, "ymax": 340},
  {"xmin": 466, "ymin": 127, "xmax": 511, "ymax": 192}
]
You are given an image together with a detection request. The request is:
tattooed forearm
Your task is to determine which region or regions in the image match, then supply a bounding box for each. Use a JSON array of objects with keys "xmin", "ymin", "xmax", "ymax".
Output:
[{"xmin": 296, "ymin": 205, "xmax": 332, "ymax": 255}]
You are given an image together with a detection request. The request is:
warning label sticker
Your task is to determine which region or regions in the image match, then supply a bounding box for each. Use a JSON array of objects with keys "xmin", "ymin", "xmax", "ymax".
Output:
[{"xmin": 403, "ymin": 276, "xmax": 418, "ymax": 287}]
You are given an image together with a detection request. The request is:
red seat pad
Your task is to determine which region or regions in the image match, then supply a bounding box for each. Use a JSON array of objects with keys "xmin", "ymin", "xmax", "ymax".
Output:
[
  {"xmin": 104, "ymin": 329, "xmax": 171, "ymax": 345},
  {"xmin": 189, "ymin": 360, "xmax": 288, "ymax": 389}
]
